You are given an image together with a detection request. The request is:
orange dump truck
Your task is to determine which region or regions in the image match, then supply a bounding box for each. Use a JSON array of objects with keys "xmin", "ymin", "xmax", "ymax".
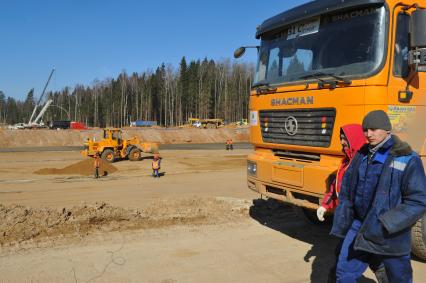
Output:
[{"xmin": 236, "ymin": 0, "xmax": 426, "ymax": 259}]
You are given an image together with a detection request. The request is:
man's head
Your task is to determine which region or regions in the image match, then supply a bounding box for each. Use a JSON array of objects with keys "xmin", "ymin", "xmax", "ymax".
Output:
[{"xmin": 362, "ymin": 110, "xmax": 391, "ymax": 146}]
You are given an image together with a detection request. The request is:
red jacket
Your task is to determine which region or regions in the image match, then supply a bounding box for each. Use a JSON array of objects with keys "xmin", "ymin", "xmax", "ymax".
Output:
[{"xmin": 320, "ymin": 124, "xmax": 366, "ymax": 210}]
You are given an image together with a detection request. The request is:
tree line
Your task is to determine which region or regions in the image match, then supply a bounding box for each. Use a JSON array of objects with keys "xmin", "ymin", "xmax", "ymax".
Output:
[{"xmin": 0, "ymin": 57, "xmax": 254, "ymax": 127}]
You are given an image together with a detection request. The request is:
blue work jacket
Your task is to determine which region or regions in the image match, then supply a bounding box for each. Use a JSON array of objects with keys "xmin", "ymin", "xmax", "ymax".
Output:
[
  {"xmin": 331, "ymin": 135, "xmax": 426, "ymax": 256},
  {"xmin": 354, "ymin": 138, "xmax": 393, "ymax": 220}
]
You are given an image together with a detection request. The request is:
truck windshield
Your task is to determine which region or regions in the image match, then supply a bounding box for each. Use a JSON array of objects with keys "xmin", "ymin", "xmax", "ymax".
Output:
[{"xmin": 254, "ymin": 6, "xmax": 387, "ymax": 85}]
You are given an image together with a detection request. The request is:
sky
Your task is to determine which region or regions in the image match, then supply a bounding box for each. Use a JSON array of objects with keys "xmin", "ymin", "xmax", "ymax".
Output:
[{"xmin": 0, "ymin": 0, "xmax": 309, "ymax": 100}]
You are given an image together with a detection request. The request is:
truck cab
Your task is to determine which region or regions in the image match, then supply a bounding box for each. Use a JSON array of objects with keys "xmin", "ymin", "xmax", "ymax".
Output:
[{"xmin": 236, "ymin": 0, "xmax": 426, "ymax": 259}]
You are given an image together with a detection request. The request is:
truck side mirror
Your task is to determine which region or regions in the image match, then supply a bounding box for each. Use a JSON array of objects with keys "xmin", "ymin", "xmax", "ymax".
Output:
[
  {"xmin": 234, "ymin": 47, "xmax": 246, "ymax": 58},
  {"xmin": 409, "ymin": 8, "xmax": 426, "ymax": 72},
  {"xmin": 234, "ymin": 46, "xmax": 260, "ymax": 59}
]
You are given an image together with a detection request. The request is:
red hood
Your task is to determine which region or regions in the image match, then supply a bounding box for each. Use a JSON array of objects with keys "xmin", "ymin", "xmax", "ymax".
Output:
[{"xmin": 341, "ymin": 124, "xmax": 366, "ymax": 159}]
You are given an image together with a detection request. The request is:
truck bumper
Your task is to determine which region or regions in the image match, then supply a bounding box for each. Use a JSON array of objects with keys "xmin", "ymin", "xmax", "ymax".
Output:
[{"xmin": 247, "ymin": 148, "xmax": 342, "ymax": 209}]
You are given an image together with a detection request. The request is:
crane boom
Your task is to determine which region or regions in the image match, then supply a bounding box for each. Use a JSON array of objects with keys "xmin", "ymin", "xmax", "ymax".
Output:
[
  {"xmin": 33, "ymin": 99, "xmax": 53, "ymax": 125},
  {"xmin": 28, "ymin": 67, "xmax": 55, "ymax": 124}
]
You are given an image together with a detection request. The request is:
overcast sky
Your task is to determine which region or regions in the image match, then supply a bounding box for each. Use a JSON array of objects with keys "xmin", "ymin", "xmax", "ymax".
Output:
[{"xmin": 0, "ymin": 0, "xmax": 309, "ymax": 100}]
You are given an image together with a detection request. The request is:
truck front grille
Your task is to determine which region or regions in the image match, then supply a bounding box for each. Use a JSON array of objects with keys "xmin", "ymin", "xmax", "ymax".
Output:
[{"xmin": 259, "ymin": 108, "xmax": 336, "ymax": 147}]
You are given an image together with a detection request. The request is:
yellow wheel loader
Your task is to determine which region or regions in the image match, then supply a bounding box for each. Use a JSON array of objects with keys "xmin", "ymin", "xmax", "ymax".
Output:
[{"xmin": 81, "ymin": 128, "xmax": 158, "ymax": 163}]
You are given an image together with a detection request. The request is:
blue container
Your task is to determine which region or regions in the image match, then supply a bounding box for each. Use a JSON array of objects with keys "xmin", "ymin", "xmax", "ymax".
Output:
[{"xmin": 131, "ymin": 120, "xmax": 157, "ymax": 127}]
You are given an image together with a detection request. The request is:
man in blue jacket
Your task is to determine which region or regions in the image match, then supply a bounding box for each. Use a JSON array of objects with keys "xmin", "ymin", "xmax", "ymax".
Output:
[{"xmin": 331, "ymin": 110, "xmax": 426, "ymax": 283}]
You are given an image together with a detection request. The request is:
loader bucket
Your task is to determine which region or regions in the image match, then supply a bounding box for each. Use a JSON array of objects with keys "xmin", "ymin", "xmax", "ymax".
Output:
[{"xmin": 141, "ymin": 142, "xmax": 159, "ymax": 153}]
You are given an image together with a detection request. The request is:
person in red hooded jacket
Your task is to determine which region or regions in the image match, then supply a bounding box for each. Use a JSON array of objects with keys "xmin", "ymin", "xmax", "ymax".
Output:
[
  {"xmin": 316, "ymin": 124, "xmax": 366, "ymax": 221},
  {"xmin": 317, "ymin": 124, "xmax": 389, "ymax": 283}
]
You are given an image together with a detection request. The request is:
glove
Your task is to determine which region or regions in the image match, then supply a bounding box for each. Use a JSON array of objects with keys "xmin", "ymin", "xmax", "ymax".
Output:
[{"xmin": 316, "ymin": 206, "xmax": 327, "ymax": 222}]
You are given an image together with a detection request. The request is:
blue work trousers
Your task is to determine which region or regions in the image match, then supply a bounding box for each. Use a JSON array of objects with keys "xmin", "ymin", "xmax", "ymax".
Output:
[{"xmin": 336, "ymin": 220, "xmax": 412, "ymax": 283}]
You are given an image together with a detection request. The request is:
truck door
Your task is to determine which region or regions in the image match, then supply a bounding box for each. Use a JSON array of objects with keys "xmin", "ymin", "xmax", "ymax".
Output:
[
  {"xmin": 388, "ymin": 8, "xmax": 426, "ymax": 262},
  {"xmin": 388, "ymin": 10, "xmax": 426, "ymax": 153}
]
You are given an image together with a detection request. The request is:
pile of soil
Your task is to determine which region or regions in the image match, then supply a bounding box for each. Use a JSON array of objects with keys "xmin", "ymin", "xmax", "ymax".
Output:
[
  {"xmin": 34, "ymin": 158, "xmax": 118, "ymax": 176},
  {"xmin": 0, "ymin": 197, "xmax": 250, "ymax": 246}
]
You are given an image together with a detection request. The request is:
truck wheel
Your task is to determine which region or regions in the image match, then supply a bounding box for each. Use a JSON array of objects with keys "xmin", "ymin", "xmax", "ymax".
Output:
[
  {"xmin": 101, "ymin": 149, "xmax": 115, "ymax": 163},
  {"xmin": 129, "ymin": 148, "xmax": 141, "ymax": 161},
  {"xmin": 411, "ymin": 213, "xmax": 426, "ymax": 261}
]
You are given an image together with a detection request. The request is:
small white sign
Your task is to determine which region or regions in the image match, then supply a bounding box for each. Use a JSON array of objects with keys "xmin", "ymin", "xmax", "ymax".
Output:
[
  {"xmin": 287, "ymin": 17, "xmax": 320, "ymax": 40},
  {"xmin": 250, "ymin": 111, "xmax": 258, "ymax": 126}
]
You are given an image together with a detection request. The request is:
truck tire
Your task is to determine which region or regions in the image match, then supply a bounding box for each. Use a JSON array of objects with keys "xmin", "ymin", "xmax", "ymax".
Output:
[
  {"xmin": 411, "ymin": 213, "xmax": 426, "ymax": 260},
  {"xmin": 129, "ymin": 148, "xmax": 141, "ymax": 161},
  {"xmin": 101, "ymin": 149, "xmax": 115, "ymax": 163}
]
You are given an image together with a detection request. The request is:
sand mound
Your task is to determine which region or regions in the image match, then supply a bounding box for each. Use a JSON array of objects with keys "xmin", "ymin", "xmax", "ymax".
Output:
[
  {"xmin": 34, "ymin": 158, "xmax": 118, "ymax": 176},
  {"xmin": 0, "ymin": 197, "xmax": 250, "ymax": 246}
]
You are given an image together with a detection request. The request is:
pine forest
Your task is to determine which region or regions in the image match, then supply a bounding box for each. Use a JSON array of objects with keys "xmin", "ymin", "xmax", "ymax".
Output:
[{"xmin": 0, "ymin": 57, "xmax": 254, "ymax": 127}]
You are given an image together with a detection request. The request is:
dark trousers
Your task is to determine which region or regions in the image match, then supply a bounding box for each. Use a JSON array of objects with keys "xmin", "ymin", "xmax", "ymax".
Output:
[
  {"xmin": 94, "ymin": 167, "xmax": 99, "ymax": 178},
  {"xmin": 336, "ymin": 220, "xmax": 412, "ymax": 283},
  {"xmin": 153, "ymin": 169, "xmax": 159, "ymax": 177}
]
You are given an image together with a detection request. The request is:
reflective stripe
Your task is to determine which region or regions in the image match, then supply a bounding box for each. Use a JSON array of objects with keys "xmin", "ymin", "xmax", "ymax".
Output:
[
  {"xmin": 390, "ymin": 161, "xmax": 407, "ymax": 171},
  {"xmin": 390, "ymin": 154, "xmax": 413, "ymax": 172}
]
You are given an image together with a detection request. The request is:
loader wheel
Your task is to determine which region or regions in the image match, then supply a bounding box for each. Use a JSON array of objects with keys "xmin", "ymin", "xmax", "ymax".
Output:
[
  {"xmin": 101, "ymin": 149, "xmax": 115, "ymax": 163},
  {"xmin": 411, "ymin": 213, "xmax": 426, "ymax": 261},
  {"xmin": 129, "ymin": 148, "xmax": 141, "ymax": 161}
]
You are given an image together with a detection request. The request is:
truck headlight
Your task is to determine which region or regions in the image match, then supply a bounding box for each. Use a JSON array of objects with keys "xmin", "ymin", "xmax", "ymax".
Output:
[{"xmin": 247, "ymin": 161, "xmax": 257, "ymax": 176}]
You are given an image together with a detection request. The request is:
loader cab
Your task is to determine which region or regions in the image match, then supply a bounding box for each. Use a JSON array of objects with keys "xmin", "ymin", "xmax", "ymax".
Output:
[
  {"xmin": 103, "ymin": 128, "xmax": 123, "ymax": 146},
  {"xmin": 111, "ymin": 130, "xmax": 122, "ymax": 143}
]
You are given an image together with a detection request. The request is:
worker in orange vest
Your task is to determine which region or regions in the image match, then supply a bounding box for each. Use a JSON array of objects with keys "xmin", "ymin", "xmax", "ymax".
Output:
[
  {"xmin": 226, "ymin": 139, "xmax": 234, "ymax": 150},
  {"xmin": 93, "ymin": 153, "xmax": 101, "ymax": 179},
  {"xmin": 152, "ymin": 153, "xmax": 161, "ymax": 178}
]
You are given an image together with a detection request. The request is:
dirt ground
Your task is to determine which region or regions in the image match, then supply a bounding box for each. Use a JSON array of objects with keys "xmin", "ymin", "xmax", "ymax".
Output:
[{"xmin": 1, "ymin": 148, "xmax": 425, "ymax": 282}]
